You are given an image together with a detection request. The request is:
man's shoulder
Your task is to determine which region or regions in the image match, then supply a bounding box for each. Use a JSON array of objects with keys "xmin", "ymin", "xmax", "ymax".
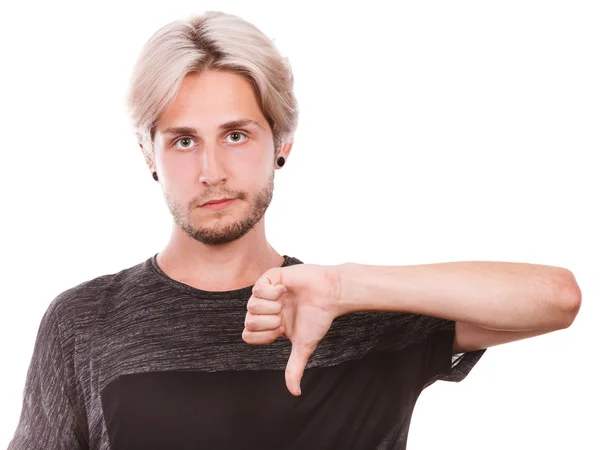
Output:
[{"xmin": 45, "ymin": 256, "xmax": 150, "ymax": 324}]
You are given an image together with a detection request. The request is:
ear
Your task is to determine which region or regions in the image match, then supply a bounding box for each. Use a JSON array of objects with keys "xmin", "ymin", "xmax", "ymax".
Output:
[
  {"xmin": 139, "ymin": 143, "xmax": 156, "ymax": 172},
  {"xmin": 278, "ymin": 140, "xmax": 294, "ymax": 161}
]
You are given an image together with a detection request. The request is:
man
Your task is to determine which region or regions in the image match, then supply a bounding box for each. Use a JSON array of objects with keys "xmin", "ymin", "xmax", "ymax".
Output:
[{"xmin": 8, "ymin": 10, "xmax": 581, "ymax": 450}]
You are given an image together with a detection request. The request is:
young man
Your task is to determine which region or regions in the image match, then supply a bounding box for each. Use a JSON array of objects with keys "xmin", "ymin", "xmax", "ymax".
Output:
[{"xmin": 8, "ymin": 11, "xmax": 581, "ymax": 450}]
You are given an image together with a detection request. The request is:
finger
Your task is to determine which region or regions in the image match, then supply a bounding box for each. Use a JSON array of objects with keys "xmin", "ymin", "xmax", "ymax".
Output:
[
  {"xmin": 242, "ymin": 328, "xmax": 282, "ymax": 345},
  {"xmin": 285, "ymin": 343, "xmax": 316, "ymax": 396},
  {"xmin": 247, "ymin": 297, "xmax": 283, "ymax": 315},
  {"xmin": 244, "ymin": 312, "xmax": 282, "ymax": 332},
  {"xmin": 252, "ymin": 283, "xmax": 287, "ymax": 301}
]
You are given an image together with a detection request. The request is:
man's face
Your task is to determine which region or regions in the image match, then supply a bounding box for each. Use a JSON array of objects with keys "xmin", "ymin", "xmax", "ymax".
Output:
[{"xmin": 151, "ymin": 70, "xmax": 279, "ymax": 246}]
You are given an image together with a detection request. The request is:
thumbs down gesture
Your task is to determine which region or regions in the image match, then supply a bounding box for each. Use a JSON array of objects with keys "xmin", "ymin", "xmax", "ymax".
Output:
[{"xmin": 243, "ymin": 263, "xmax": 344, "ymax": 396}]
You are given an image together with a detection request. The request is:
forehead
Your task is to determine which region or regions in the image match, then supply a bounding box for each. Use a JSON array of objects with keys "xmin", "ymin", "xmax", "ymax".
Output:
[{"xmin": 157, "ymin": 70, "xmax": 267, "ymax": 130}]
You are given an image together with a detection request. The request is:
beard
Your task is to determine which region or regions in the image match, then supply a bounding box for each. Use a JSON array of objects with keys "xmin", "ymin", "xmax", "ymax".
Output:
[{"xmin": 165, "ymin": 169, "xmax": 275, "ymax": 246}]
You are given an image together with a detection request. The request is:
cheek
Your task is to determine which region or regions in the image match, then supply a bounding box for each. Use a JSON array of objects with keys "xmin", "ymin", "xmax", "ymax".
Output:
[
  {"xmin": 162, "ymin": 163, "xmax": 195, "ymax": 192},
  {"xmin": 155, "ymin": 157, "xmax": 195, "ymax": 196},
  {"xmin": 231, "ymin": 145, "xmax": 274, "ymax": 176}
]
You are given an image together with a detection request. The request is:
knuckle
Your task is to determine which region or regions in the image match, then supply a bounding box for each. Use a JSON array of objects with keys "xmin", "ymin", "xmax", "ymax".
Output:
[
  {"xmin": 246, "ymin": 317, "xmax": 259, "ymax": 331},
  {"xmin": 253, "ymin": 284, "xmax": 267, "ymax": 298}
]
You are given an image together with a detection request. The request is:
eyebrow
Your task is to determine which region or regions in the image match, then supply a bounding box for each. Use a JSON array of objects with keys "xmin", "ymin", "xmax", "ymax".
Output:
[{"xmin": 161, "ymin": 118, "xmax": 265, "ymax": 136}]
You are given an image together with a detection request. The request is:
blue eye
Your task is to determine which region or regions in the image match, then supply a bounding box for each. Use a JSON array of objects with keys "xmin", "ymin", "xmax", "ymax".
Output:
[{"xmin": 225, "ymin": 132, "xmax": 248, "ymax": 144}]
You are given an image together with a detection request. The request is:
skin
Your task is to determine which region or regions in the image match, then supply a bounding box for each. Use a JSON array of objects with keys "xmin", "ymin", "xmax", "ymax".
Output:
[{"xmin": 141, "ymin": 69, "xmax": 293, "ymax": 292}]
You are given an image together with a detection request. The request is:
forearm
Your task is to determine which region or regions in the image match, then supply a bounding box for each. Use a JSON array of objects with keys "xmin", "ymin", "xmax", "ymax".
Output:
[{"xmin": 336, "ymin": 261, "xmax": 581, "ymax": 331}]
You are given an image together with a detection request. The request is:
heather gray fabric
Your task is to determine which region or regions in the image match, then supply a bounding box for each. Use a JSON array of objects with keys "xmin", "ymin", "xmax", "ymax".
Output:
[{"xmin": 8, "ymin": 254, "xmax": 486, "ymax": 449}]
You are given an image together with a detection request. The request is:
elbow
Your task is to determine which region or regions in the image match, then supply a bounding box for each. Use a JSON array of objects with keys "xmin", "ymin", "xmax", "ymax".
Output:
[{"xmin": 553, "ymin": 268, "xmax": 582, "ymax": 329}]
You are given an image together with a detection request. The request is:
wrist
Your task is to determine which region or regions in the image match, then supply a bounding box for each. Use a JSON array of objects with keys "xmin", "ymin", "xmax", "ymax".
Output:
[{"xmin": 332, "ymin": 262, "xmax": 362, "ymax": 316}]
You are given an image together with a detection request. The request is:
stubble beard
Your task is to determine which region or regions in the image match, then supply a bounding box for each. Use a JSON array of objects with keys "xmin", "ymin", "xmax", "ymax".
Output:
[{"xmin": 165, "ymin": 169, "xmax": 275, "ymax": 246}]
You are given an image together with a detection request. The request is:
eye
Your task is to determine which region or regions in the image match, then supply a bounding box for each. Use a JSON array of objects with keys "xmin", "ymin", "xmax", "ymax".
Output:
[
  {"xmin": 225, "ymin": 132, "xmax": 248, "ymax": 144},
  {"xmin": 174, "ymin": 137, "xmax": 196, "ymax": 150}
]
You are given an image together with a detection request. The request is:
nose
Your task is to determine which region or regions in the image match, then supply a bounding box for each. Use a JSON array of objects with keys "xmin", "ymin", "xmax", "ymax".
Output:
[{"xmin": 198, "ymin": 141, "xmax": 227, "ymax": 186}]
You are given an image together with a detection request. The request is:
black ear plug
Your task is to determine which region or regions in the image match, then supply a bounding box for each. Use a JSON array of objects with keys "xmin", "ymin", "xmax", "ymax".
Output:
[{"xmin": 277, "ymin": 156, "xmax": 285, "ymax": 167}]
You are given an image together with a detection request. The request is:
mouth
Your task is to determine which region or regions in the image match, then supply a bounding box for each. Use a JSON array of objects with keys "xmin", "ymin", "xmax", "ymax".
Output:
[
  {"xmin": 202, "ymin": 198, "xmax": 233, "ymax": 205},
  {"xmin": 199, "ymin": 198, "xmax": 236, "ymax": 210}
]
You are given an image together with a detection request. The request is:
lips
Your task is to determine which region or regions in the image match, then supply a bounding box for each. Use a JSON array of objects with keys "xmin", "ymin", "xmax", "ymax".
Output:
[{"xmin": 202, "ymin": 198, "xmax": 233, "ymax": 206}]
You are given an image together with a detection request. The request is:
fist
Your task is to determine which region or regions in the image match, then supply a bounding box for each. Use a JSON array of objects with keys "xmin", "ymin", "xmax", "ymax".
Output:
[{"xmin": 242, "ymin": 263, "xmax": 343, "ymax": 396}]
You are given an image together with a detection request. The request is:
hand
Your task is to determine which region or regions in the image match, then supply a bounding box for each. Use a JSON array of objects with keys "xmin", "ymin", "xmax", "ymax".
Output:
[{"xmin": 242, "ymin": 263, "xmax": 343, "ymax": 396}]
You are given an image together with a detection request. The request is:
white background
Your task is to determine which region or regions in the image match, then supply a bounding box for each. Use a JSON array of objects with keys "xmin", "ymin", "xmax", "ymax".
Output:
[{"xmin": 1, "ymin": 1, "xmax": 598, "ymax": 448}]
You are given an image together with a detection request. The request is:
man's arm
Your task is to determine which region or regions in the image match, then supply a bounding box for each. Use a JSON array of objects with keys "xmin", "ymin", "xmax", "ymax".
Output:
[
  {"xmin": 335, "ymin": 261, "xmax": 582, "ymax": 353},
  {"xmin": 243, "ymin": 260, "xmax": 581, "ymax": 395},
  {"xmin": 8, "ymin": 305, "xmax": 88, "ymax": 450}
]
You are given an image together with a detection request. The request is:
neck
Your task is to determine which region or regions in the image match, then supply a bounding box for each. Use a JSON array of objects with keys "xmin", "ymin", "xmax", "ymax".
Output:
[{"xmin": 155, "ymin": 219, "xmax": 284, "ymax": 292}]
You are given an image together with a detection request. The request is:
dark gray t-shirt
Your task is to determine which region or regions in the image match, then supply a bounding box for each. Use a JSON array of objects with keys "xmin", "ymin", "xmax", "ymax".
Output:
[{"xmin": 8, "ymin": 254, "xmax": 485, "ymax": 449}]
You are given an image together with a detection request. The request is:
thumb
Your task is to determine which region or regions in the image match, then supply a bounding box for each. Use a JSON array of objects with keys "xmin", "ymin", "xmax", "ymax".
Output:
[
  {"xmin": 256, "ymin": 266, "xmax": 283, "ymax": 288},
  {"xmin": 285, "ymin": 342, "xmax": 316, "ymax": 396}
]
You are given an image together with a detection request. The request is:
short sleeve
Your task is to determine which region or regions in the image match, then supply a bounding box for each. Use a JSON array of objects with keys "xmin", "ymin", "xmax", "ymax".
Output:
[
  {"xmin": 421, "ymin": 319, "xmax": 486, "ymax": 389},
  {"xmin": 8, "ymin": 304, "xmax": 88, "ymax": 449}
]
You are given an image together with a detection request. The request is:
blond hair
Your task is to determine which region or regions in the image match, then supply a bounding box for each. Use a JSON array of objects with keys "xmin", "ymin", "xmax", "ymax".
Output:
[{"xmin": 127, "ymin": 11, "xmax": 299, "ymax": 164}]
